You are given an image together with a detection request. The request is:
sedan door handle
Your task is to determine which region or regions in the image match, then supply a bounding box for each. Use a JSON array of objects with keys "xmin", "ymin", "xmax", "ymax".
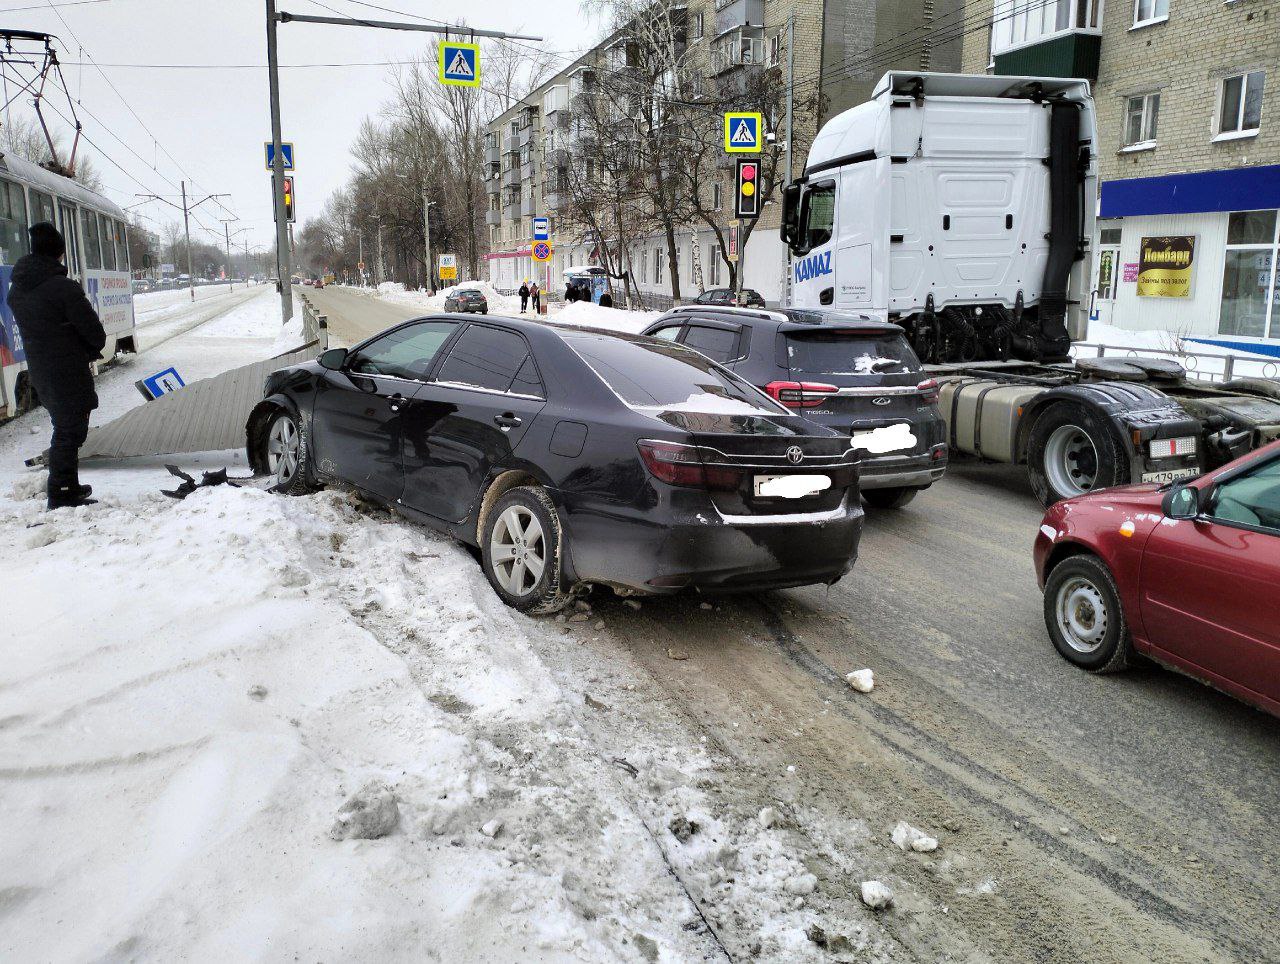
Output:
[
  {"xmin": 389, "ymin": 392, "xmax": 404, "ymax": 412},
  {"xmin": 493, "ymin": 413, "xmax": 522, "ymax": 428}
]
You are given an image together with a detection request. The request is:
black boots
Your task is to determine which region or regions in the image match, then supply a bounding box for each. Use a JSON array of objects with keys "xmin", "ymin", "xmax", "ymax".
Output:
[{"xmin": 47, "ymin": 482, "xmax": 96, "ymax": 511}]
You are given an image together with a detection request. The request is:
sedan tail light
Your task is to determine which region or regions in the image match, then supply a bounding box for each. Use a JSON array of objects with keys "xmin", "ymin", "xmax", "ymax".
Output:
[
  {"xmin": 637, "ymin": 440, "xmax": 741, "ymax": 490},
  {"xmin": 916, "ymin": 378, "xmax": 940, "ymax": 405},
  {"xmin": 763, "ymin": 381, "xmax": 839, "ymax": 408}
]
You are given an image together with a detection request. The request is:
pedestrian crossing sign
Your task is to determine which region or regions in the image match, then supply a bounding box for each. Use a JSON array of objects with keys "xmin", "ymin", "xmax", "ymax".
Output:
[
  {"xmin": 724, "ymin": 112, "xmax": 762, "ymax": 153},
  {"xmin": 439, "ymin": 42, "xmax": 480, "ymax": 87}
]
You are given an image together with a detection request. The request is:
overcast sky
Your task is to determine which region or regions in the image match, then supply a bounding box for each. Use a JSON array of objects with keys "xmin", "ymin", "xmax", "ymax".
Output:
[{"xmin": 1, "ymin": 0, "xmax": 591, "ymax": 253}]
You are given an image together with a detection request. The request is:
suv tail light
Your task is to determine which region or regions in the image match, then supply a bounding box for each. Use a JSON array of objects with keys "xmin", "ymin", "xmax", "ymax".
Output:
[
  {"xmin": 764, "ymin": 380, "xmax": 839, "ymax": 408},
  {"xmin": 916, "ymin": 378, "xmax": 940, "ymax": 405},
  {"xmin": 637, "ymin": 440, "xmax": 742, "ymax": 490}
]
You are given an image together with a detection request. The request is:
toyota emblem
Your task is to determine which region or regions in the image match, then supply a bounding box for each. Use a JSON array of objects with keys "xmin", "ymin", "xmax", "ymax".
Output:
[
  {"xmin": 872, "ymin": 396, "xmax": 891, "ymax": 406},
  {"xmin": 786, "ymin": 445, "xmax": 804, "ymax": 464}
]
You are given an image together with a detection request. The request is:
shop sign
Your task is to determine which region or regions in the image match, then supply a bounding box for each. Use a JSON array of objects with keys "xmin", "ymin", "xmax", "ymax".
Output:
[
  {"xmin": 1122, "ymin": 262, "xmax": 1139, "ymax": 283},
  {"xmin": 1136, "ymin": 236, "xmax": 1196, "ymax": 298}
]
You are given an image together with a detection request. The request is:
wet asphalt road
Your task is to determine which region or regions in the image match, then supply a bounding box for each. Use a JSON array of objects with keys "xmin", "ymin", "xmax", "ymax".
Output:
[{"xmin": 306, "ymin": 285, "xmax": 1280, "ymax": 960}]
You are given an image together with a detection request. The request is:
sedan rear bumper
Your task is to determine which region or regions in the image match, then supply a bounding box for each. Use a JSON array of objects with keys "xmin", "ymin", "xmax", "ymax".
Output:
[{"xmin": 557, "ymin": 492, "xmax": 864, "ymax": 594}]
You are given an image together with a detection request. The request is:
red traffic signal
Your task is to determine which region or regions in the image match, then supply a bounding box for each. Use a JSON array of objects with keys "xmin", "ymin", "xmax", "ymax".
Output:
[{"xmin": 735, "ymin": 159, "xmax": 759, "ymax": 219}]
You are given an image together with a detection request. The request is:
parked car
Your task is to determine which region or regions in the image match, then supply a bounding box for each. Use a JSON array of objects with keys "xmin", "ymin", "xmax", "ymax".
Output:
[
  {"xmin": 695, "ymin": 288, "xmax": 766, "ymax": 308},
  {"xmin": 248, "ymin": 316, "xmax": 865, "ymax": 612},
  {"xmin": 643, "ymin": 306, "xmax": 947, "ymax": 507},
  {"xmin": 444, "ymin": 288, "xmax": 488, "ymax": 314},
  {"xmin": 1034, "ymin": 439, "xmax": 1280, "ymax": 717}
]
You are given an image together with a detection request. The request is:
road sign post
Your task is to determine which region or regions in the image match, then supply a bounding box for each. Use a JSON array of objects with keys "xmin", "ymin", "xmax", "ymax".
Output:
[
  {"xmin": 724, "ymin": 112, "xmax": 763, "ymax": 153},
  {"xmin": 438, "ymin": 253, "xmax": 457, "ymax": 281},
  {"xmin": 439, "ymin": 42, "xmax": 480, "ymax": 86}
]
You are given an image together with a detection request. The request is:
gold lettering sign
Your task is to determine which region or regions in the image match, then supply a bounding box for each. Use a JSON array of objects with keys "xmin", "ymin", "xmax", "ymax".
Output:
[{"xmin": 1136, "ymin": 236, "xmax": 1196, "ymax": 298}]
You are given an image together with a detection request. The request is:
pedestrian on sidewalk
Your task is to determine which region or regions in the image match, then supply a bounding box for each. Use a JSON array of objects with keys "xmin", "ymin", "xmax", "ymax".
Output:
[
  {"xmin": 6, "ymin": 222, "xmax": 105, "ymax": 510},
  {"xmin": 518, "ymin": 281, "xmax": 530, "ymax": 313},
  {"xmin": 530, "ymin": 281, "xmax": 541, "ymax": 314}
]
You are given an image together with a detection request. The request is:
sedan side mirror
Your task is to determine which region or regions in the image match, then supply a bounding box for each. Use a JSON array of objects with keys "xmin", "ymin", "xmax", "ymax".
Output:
[
  {"xmin": 1162, "ymin": 484, "xmax": 1201, "ymax": 520},
  {"xmin": 319, "ymin": 347, "xmax": 348, "ymax": 371}
]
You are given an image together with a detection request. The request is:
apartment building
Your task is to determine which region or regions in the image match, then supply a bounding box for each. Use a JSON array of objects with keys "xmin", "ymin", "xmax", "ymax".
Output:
[
  {"xmin": 484, "ymin": 0, "xmax": 960, "ymax": 305},
  {"xmin": 963, "ymin": 0, "xmax": 1280, "ymax": 343}
]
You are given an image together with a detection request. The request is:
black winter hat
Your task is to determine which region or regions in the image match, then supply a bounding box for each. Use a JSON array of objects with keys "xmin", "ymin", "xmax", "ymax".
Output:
[{"xmin": 29, "ymin": 221, "xmax": 65, "ymax": 259}]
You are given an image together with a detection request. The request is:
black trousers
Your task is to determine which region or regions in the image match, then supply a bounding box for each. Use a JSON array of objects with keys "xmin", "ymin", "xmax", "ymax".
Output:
[
  {"xmin": 520, "ymin": 296, "xmax": 528, "ymax": 311},
  {"xmin": 47, "ymin": 408, "xmax": 91, "ymax": 495}
]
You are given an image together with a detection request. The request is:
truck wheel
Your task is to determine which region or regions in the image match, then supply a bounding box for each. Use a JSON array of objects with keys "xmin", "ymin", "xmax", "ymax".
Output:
[
  {"xmin": 1027, "ymin": 402, "xmax": 1127, "ymax": 505},
  {"xmin": 481, "ymin": 486, "xmax": 571, "ymax": 615},
  {"xmin": 1043, "ymin": 554, "xmax": 1132, "ymax": 673},
  {"xmin": 862, "ymin": 487, "xmax": 919, "ymax": 509}
]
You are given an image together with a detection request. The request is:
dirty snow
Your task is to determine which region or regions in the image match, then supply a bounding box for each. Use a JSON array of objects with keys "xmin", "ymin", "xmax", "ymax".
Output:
[
  {"xmin": 891, "ymin": 821, "xmax": 938, "ymax": 853},
  {"xmin": 1080, "ymin": 320, "xmax": 1280, "ymax": 380},
  {"xmin": 860, "ymin": 880, "xmax": 894, "ymax": 910},
  {"xmin": 846, "ymin": 669, "xmax": 875, "ymax": 693}
]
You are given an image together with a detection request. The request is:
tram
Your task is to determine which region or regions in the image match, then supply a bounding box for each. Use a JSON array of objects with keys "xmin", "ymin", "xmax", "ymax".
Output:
[{"xmin": 0, "ymin": 152, "xmax": 136, "ymax": 419}]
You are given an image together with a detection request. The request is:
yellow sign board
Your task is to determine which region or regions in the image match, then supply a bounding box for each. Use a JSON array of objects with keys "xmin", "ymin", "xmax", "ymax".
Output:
[{"xmin": 1136, "ymin": 236, "xmax": 1195, "ymax": 298}]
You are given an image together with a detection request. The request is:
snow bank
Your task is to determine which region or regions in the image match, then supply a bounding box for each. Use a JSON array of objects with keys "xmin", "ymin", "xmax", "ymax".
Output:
[
  {"xmin": 0, "ymin": 484, "xmax": 721, "ymax": 959},
  {"xmin": 549, "ymin": 300, "xmax": 661, "ymax": 335},
  {"xmin": 1080, "ymin": 320, "xmax": 1280, "ymax": 380}
]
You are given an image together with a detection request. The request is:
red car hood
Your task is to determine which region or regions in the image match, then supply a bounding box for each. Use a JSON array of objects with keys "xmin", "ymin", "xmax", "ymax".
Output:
[{"xmin": 1061, "ymin": 483, "xmax": 1166, "ymax": 511}]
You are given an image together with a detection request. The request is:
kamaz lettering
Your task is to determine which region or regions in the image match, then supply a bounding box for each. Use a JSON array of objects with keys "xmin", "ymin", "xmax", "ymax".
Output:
[{"xmin": 794, "ymin": 251, "xmax": 832, "ymax": 283}]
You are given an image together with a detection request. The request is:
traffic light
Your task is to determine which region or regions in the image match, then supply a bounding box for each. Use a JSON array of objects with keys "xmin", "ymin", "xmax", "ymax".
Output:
[
  {"xmin": 734, "ymin": 159, "xmax": 759, "ymax": 219},
  {"xmin": 283, "ymin": 176, "xmax": 295, "ymax": 223}
]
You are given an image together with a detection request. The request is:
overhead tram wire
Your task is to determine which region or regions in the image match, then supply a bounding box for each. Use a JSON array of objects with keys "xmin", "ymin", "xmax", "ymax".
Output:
[{"xmin": 42, "ymin": 0, "xmax": 238, "ymax": 221}]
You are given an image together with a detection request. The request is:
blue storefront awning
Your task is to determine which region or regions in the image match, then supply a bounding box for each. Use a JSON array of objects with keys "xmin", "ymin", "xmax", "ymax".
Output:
[{"xmin": 1100, "ymin": 164, "xmax": 1280, "ymax": 219}]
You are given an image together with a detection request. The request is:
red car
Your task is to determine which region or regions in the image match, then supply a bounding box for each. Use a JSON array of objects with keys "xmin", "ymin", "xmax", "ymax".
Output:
[{"xmin": 1034, "ymin": 439, "xmax": 1280, "ymax": 717}]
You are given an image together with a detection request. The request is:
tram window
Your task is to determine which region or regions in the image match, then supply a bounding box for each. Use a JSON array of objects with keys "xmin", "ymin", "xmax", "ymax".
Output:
[
  {"xmin": 99, "ymin": 214, "xmax": 116, "ymax": 270},
  {"xmin": 81, "ymin": 208, "xmax": 102, "ymax": 269},
  {"xmin": 0, "ymin": 178, "xmax": 30, "ymax": 264},
  {"xmin": 113, "ymin": 220, "xmax": 128, "ymax": 271},
  {"xmin": 29, "ymin": 189, "xmax": 55, "ymax": 228}
]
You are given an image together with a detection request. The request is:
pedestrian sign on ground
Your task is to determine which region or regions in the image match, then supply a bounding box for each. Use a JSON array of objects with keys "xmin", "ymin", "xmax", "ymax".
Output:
[
  {"xmin": 137, "ymin": 367, "xmax": 185, "ymax": 401},
  {"xmin": 724, "ymin": 112, "xmax": 762, "ymax": 153},
  {"xmin": 439, "ymin": 253, "xmax": 458, "ymax": 280},
  {"xmin": 532, "ymin": 217, "xmax": 549, "ymax": 241},
  {"xmin": 531, "ymin": 241, "xmax": 552, "ymax": 263},
  {"xmin": 265, "ymin": 141, "xmax": 294, "ymax": 171},
  {"xmin": 439, "ymin": 42, "xmax": 480, "ymax": 87}
]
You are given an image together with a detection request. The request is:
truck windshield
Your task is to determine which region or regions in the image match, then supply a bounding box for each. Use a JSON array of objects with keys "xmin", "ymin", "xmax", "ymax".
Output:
[
  {"xmin": 786, "ymin": 331, "xmax": 920, "ymax": 376},
  {"xmin": 800, "ymin": 184, "xmax": 835, "ymax": 251}
]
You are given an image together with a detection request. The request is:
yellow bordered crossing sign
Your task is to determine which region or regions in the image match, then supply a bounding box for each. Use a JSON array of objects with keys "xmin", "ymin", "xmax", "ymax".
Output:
[
  {"xmin": 439, "ymin": 42, "xmax": 480, "ymax": 87},
  {"xmin": 724, "ymin": 112, "xmax": 762, "ymax": 153}
]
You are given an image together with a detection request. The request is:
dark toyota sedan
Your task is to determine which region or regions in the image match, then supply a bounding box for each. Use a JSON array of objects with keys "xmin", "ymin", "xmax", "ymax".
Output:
[
  {"xmin": 644, "ymin": 307, "xmax": 947, "ymax": 508},
  {"xmin": 443, "ymin": 287, "xmax": 488, "ymax": 314},
  {"xmin": 247, "ymin": 315, "xmax": 864, "ymax": 613}
]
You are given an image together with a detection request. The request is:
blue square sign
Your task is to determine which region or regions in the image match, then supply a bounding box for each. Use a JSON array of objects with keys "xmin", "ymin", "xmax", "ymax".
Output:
[
  {"xmin": 439, "ymin": 42, "xmax": 480, "ymax": 87},
  {"xmin": 532, "ymin": 217, "xmax": 550, "ymax": 241},
  {"xmin": 265, "ymin": 141, "xmax": 294, "ymax": 171},
  {"xmin": 137, "ymin": 367, "xmax": 185, "ymax": 401}
]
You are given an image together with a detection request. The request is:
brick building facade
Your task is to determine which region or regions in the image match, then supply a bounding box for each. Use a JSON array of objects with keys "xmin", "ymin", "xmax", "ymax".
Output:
[{"xmin": 963, "ymin": 0, "xmax": 1280, "ymax": 343}]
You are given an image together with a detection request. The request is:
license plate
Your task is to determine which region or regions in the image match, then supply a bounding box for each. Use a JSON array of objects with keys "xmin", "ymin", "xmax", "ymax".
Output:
[
  {"xmin": 754, "ymin": 474, "xmax": 832, "ymax": 499},
  {"xmin": 1141, "ymin": 467, "xmax": 1198, "ymax": 485}
]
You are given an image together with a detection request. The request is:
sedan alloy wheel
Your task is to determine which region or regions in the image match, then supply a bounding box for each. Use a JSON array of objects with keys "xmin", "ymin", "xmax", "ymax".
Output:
[
  {"xmin": 268, "ymin": 413, "xmax": 301, "ymax": 486},
  {"xmin": 489, "ymin": 505, "xmax": 546, "ymax": 596}
]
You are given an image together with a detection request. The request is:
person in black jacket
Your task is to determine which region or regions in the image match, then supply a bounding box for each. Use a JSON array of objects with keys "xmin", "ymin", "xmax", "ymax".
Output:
[
  {"xmin": 518, "ymin": 281, "xmax": 529, "ymax": 313},
  {"xmin": 7, "ymin": 222, "xmax": 105, "ymax": 510}
]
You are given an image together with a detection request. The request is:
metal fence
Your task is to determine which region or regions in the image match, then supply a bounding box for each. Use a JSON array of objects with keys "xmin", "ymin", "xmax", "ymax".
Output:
[
  {"xmin": 297, "ymin": 295, "xmax": 329, "ymax": 350},
  {"xmin": 1071, "ymin": 341, "xmax": 1279, "ymax": 384}
]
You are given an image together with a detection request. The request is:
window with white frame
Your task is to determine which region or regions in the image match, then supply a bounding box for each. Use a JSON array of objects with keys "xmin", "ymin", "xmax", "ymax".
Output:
[
  {"xmin": 990, "ymin": 0, "xmax": 1101, "ymax": 57},
  {"xmin": 709, "ymin": 245, "xmax": 721, "ymax": 286},
  {"xmin": 712, "ymin": 182, "xmax": 722, "ymax": 211},
  {"xmin": 769, "ymin": 33, "xmax": 781, "ymax": 67},
  {"xmin": 1219, "ymin": 210, "xmax": 1279, "ymax": 339},
  {"xmin": 691, "ymin": 11, "xmax": 703, "ymax": 40},
  {"xmin": 1218, "ymin": 71, "xmax": 1265, "ymax": 138},
  {"xmin": 1123, "ymin": 93, "xmax": 1160, "ymax": 148},
  {"xmin": 1132, "ymin": 0, "xmax": 1167, "ymax": 28},
  {"xmin": 656, "ymin": 248, "xmax": 665, "ymax": 286}
]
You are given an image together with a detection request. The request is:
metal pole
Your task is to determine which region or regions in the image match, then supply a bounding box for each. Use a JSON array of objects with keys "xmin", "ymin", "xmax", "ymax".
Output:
[
  {"xmin": 224, "ymin": 220, "xmax": 234, "ymax": 292},
  {"xmin": 181, "ymin": 180, "xmax": 195, "ymax": 302},
  {"xmin": 376, "ymin": 220, "xmax": 384, "ymax": 285},
  {"xmin": 422, "ymin": 191, "xmax": 431, "ymax": 292},
  {"xmin": 358, "ymin": 232, "xmax": 364, "ymax": 285},
  {"xmin": 784, "ymin": 14, "xmax": 794, "ymax": 186},
  {"xmin": 266, "ymin": 0, "xmax": 294, "ymax": 322}
]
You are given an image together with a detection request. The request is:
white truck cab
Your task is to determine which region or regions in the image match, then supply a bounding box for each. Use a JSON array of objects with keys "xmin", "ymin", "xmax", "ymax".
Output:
[{"xmin": 781, "ymin": 72, "xmax": 1097, "ymax": 364}]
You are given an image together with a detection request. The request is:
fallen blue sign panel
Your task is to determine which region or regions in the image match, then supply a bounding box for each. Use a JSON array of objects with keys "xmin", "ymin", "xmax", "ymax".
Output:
[{"xmin": 137, "ymin": 367, "xmax": 186, "ymax": 400}]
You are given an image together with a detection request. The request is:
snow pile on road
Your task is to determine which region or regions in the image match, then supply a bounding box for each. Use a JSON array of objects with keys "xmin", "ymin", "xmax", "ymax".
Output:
[
  {"xmin": 0, "ymin": 483, "xmax": 723, "ymax": 960},
  {"xmin": 549, "ymin": 300, "xmax": 661, "ymax": 335},
  {"xmin": 365, "ymin": 280, "xmax": 522, "ymax": 315}
]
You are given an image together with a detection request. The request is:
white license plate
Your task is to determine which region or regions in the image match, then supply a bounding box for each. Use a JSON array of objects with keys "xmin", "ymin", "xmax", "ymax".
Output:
[
  {"xmin": 1141, "ymin": 467, "xmax": 1198, "ymax": 485},
  {"xmin": 754, "ymin": 474, "xmax": 832, "ymax": 499}
]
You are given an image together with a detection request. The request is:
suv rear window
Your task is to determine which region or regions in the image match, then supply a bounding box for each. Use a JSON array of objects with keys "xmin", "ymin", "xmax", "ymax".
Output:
[
  {"xmin": 786, "ymin": 331, "xmax": 920, "ymax": 376},
  {"xmin": 565, "ymin": 333, "xmax": 784, "ymax": 414}
]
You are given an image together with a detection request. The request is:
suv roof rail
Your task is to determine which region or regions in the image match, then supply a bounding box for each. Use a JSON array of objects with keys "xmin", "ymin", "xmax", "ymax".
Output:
[{"xmin": 667, "ymin": 304, "xmax": 786, "ymax": 322}]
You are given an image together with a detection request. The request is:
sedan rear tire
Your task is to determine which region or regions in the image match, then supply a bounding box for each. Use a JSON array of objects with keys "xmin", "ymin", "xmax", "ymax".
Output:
[
  {"xmin": 862, "ymin": 486, "xmax": 919, "ymax": 509},
  {"xmin": 263, "ymin": 410, "xmax": 312, "ymax": 495},
  {"xmin": 481, "ymin": 486, "xmax": 571, "ymax": 614},
  {"xmin": 1043, "ymin": 554, "xmax": 1132, "ymax": 673}
]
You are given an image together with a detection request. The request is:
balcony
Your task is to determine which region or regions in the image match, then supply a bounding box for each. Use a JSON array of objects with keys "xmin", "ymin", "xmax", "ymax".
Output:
[
  {"xmin": 504, "ymin": 202, "xmax": 521, "ymax": 221},
  {"xmin": 545, "ymin": 192, "xmax": 564, "ymax": 212},
  {"xmin": 485, "ymin": 209, "xmax": 501, "ymax": 226},
  {"xmin": 992, "ymin": 31, "xmax": 1101, "ymax": 81},
  {"xmin": 714, "ymin": 0, "xmax": 763, "ymax": 35},
  {"xmin": 520, "ymin": 196, "xmax": 536, "ymax": 217},
  {"xmin": 518, "ymin": 124, "xmax": 535, "ymax": 148},
  {"xmin": 520, "ymin": 160, "xmax": 535, "ymax": 181},
  {"xmin": 710, "ymin": 29, "xmax": 765, "ymax": 76},
  {"xmin": 485, "ymin": 173, "xmax": 501, "ymax": 194},
  {"xmin": 502, "ymin": 166, "xmax": 521, "ymax": 188},
  {"xmin": 542, "ymin": 84, "xmax": 568, "ymax": 117},
  {"xmin": 484, "ymin": 143, "xmax": 500, "ymax": 165}
]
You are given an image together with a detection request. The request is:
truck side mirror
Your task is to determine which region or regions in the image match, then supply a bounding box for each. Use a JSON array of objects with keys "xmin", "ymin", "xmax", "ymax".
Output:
[{"xmin": 780, "ymin": 184, "xmax": 801, "ymax": 248}]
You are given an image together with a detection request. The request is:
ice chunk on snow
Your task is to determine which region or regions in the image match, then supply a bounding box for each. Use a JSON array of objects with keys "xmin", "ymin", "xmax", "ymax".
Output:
[
  {"xmin": 785, "ymin": 873, "xmax": 817, "ymax": 896},
  {"xmin": 846, "ymin": 669, "xmax": 874, "ymax": 693},
  {"xmin": 758, "ymin": 807, "xmax": 779, "ymax": 829},
  {"xmin": 860, "ymin": 880, "xmax": 894, "ymax": 909},
  {"xmin": 330, "ymin": 781, "xmax": 400, "ymax": 841},
  {"xmin": 10, "ymin": 471, "xmax": 46, "ymax": 501},
  {"xmin": 481, "ymin": 819, "xmax": 503, "ymax": 838},
  {"xmin": 891, "ymin": 821, "xmax": 938, "ymax": 853},
  {"xmin": 850, "ymin": 422, "xmax": 916, "ymax": 454}
]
